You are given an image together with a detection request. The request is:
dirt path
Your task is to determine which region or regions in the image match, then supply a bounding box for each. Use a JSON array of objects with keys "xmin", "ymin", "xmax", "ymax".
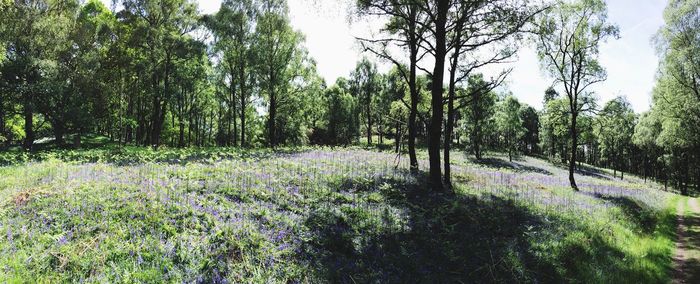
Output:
[{"xmin": 673, "ymin": 198, "xmax": 700, "ymax": 283}]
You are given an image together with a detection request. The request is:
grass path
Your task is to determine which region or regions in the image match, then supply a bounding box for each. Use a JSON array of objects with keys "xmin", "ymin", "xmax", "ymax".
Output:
[{"xmin": 673, "ymin": 198, "xmax": 700, "ymax": 283}]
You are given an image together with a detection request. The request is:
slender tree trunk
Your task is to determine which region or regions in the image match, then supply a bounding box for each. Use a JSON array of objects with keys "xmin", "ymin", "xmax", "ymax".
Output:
[
  {"xmin": 53, "ymin": 121, "xmax": 65, "ymax": 147},
  {"xmin": 240, "ymin": 66, "xmax": 247, "ymax": 147},
  {"xmin": 643, "ymin": 155, "xmax": 647, "ymax": 183},
  {"xmin": 227, "ymin": 109, "xmax": 232, "ymax": 146},
  {"xmin": 268, "ymin": 92, "xmax": 277, "ymax": 147},
  {"xmin": 366, "ymin": 95, "xmax": 372, "ymax": 146},
  {"xmin": 178, "ymin": 92, "xmax": 185, "ymax": 148},
  {"xmin": 428, "ymin": 0, "xmax": 449, "ymax": 191},
  {"xmin": 0, "ymin": 108, "xmax": 5, "ymax": 147},
  {"xmin": 683, "ymin": 153, "xmax": 690, "ymax": 196},
  {"xmin": 395, "ymin": 122, "xmax": 401, "ymax": 153},
  {"xmin": 73, "ymin": 130, "xmax": 81, "ymax": 148},
  {"xmin": 569, "ymin": 111, "xmax": 579, "ymax": 190},
  {"xmin": 407, "ymin": 7, "xmax": 419, "ymax": 173},
  {"xmin": 231, "ymin": 76, "xmax": 238, "ymax": 147},
  {"xmin": 23, "ymin": 101, "xmax": 34, "ymax": 151},
  {"xmin": 443, "ymin": 48, "xmax": 460, "ymax": 186}
]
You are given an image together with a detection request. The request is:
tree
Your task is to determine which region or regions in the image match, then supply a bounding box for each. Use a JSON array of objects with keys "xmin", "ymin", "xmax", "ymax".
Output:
[
  {"xmin": 650, "ymin": 0, "xmax": 700, "ymax": 194},
  {"xmin": 535, "ymin": 0, "xmax": 618, "ymax": 190},
  {"xmin": 495, "ymin": 95, "xmax": 525, "ymax": 162},
  {"xmin": 519, "ymin": 105, "xmax": 540, "ymax": 155},
  {"xmin": 253, "ymin": 0, "xmax": 309, "ymax": 147},
  {"xmin": 207, "ymin": 0, "xmax": 255, "ymax": 147},
  {"xmin": 0, "ymin": 0, "xmax": 81, "ymax": 150},
  {"xmin": 632, "ymin": 111, "xmax": 663, "ymax": 183},
  {"xmin": 355, "ymin": 0, "xmax": 426, "ymax": 173},
  {"xmin": 324, "ymin": 85, "xmax": 358, "ymax": 146},
  {"xmin": 40, "ymin": 0, "xmax": 114, "ymax": 147},
  {"xmin": 121, "ymin": 0, "xmax": 200, "ymax": 147},
  {"xmin": 441, "ymin": 0, "xmax": 541, "ymax": 186},
  {"xmin": 349, "ymin": 58, "xmax": 379, "ymax": 145},
  {"xmin": 540, "ymin": 96, "xmax": 570, "ymax": 163},
  {"xmin": 460, "ymin": 74, "xmax": 497, "ymax": 160},
  {"xmin": 594, "ymin": 97, "xmax": 635, "ymax": 179}
]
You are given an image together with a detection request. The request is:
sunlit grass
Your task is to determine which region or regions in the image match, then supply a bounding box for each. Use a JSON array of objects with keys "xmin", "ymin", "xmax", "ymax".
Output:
[{"xmin": 0, "ymin": 148, "xmax": 681, "ymax": 282}]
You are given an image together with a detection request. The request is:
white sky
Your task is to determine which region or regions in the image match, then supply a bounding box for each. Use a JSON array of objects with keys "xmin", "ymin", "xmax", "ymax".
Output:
[{"xmin": 103, "ymin": 0, "xmax": 667, "ymax": 112}]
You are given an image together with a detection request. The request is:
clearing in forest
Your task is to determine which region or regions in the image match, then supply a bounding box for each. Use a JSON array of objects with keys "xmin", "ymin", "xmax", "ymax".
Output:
[{"xmin": 0, "ymin": 148, "xmax": 682, "ymax": 282}]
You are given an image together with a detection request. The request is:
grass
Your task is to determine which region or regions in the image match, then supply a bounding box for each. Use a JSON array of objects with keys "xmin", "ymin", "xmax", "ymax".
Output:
[{"xmin": 0, "ymin": 147, "xmax": 680, "ymax": 282}]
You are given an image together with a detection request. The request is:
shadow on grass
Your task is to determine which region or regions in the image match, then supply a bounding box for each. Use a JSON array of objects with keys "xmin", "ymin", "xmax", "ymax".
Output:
[
  {"xmin": 299, "ymin": 172, "xmax": 671, "ymax": 283},
  {"xmin": 595, "ymin": 194, "xmax": 659, "ymax": 234},
  {"xmin": 551, "ymin": 162, "xmax": 613, "ymax": 181},
  {"xmin": 301, "ymin": 173, "xmax": 554, "ymax": 283},
  {"xmin": 470, "ymin": 157, "xmax": 553, "ymax": 176}
]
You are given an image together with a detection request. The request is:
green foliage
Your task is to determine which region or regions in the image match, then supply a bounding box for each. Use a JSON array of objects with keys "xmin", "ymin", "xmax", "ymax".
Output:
[
  {"xmin": 594, "ymin": 97, "xmax": 636, "ymax": 173},
  {"xmin": 322, "ymin": 85, "xmax": 358, "ymax": 145},
  {"xmin": 350, "ymin": 58, "xmax": 380, "ymax": 145},
  {"xmin": 495, "ymin": 95, "xmax": 525, "ymax": 161},
  {"xmin": 459, "ymin": 74, "xmax": 496, "ymax": 159},
  {"xmin": 519, "ymin": 105, "xmax": 540, "ymax": 154}
]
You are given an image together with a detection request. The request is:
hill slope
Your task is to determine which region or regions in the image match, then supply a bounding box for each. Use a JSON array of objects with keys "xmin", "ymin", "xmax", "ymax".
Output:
[{"xmin": 0, "ymin": 148, "xmax": 679, "ymax": 282}]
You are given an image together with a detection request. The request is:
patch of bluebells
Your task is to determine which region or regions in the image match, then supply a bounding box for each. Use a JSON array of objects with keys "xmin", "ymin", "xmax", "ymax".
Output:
[{"xmin": 0, "ymin": 149, "xmax": 671, "ymax": 282}]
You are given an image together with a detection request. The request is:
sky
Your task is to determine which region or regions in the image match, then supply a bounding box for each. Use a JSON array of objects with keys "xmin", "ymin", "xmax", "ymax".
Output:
[{"xmin": 103, "ymin": 0, "xmax": 668, "ymax": 112}]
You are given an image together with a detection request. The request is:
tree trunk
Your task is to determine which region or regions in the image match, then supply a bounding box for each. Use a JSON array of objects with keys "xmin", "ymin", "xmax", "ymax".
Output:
[
  {"xmin": 443, "ymin": 47, "xmax": 460, "ymax": 186},
  {"xmin": 231, "ymin": 75, "xmax": 238, "ymax": 147},
  {"xmin": 407, "ymin": 7, "xmax": 419, "ymax": 173},
  {"xmin": 23, "ymin": 103, "xmax": 34, "ymax": 151},
  {"xmin": 428, "ymin": 0, "xmax": 449, "ymax": 191},
  {"xmin": 268, "ymin": 92, "xmax": 277, "ymax": 147},
  {"xmin": 683, "ymin": 153, "xmax": 690, "ymax": 196},
  {"xmin": 73, "ymin": 131, "xmax": 81, "ymax": 148},
  {"xmin": 379, "ymin": 123, "xmax": 383, "ymax": 145},
  {"xmin": 0, "ymin": 108, "xmax": 5, "ymax": 147},
  {"xmin": 569, "ymin": 111, "xmax": 579, "ymax": 190},
  {"xmin": 240, "ymin": 65, "xmax": 247, "ymax": 147},
  {"xmin": 53, "ymin": 121, "xmax": 65, "ymax": 147},
  {"xmin": 366, "ymin": 97, "xmax": 372, "ymax": 146},
  {"xmin": 395, "ymin": 122, "xmax": 401, "ymax": 153}
]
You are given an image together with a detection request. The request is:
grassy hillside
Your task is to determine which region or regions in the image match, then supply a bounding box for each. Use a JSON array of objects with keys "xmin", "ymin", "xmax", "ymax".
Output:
[{"xmin": 0, "ymin": 148, "xmax": 678, "ymax": 282}]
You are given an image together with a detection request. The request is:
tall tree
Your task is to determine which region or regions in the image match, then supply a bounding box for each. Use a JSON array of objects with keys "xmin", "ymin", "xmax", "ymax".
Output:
[
  {"xmin": 121, "ymin": 0, "xmax": 199, "ymax": 147},
  {"xmin": 535, "ymin": 0, "xmax": 618, "ymax": 190},
  {"xmin": 207, "ymin": 0, "xmax": 255, "ymax": 147},
  {"xmin": 519, "ymin": 105, "xmax": 540, "ymax": 155},
  {"xmin": 442, "ymin": 0, "xmax": 540, "ymax": 185},
  {"xmin": 355, "ymin": 0, "xmax": 426, "ymax": 173},
  {"xmin": 460, "ymin": 74, "xmax": 497, "ymax": 160},
  {"xmin": 350, "ymin": 58, "xmax": 379, "ymax": 145},
  {"xmin": 594, "ymin": 97, "xmax": 635, "ymax": 179},
  {"xmin": 651, "ymin": 0, "xmax": 700, "ymax": 194},
  {"xmin": 253, "ymin": 0, "xmax": 307, "ymax": 147},
  {"xmin": 0, "ymin": 0, "xmax": 80, "ymax": 150},
  {"xmin": 495, "ymin": 95, "xmax": 525, "ymax": 162}
]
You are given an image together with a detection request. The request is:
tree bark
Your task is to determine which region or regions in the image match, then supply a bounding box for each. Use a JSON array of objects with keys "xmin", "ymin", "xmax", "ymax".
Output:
[
  {"xmin": 428, "ymin": 0, "xmax": 449, "ymax": 191},
  {"xmin": 23, "ymin": 102, "xmax": 34, "ymax": 151},
  {"xmin": 268, "ymin": 92, "xmax": 277, "ymax": 147},
  {"xmin": 366, "ymin": 93, "xmax": 372, "ymax": 145},
  {"xmin": 443, "ymin": 49, "xmax": 460, "ymax": 186},
  {"xmin": 395, "ymin": 122, "xmax": 401, "ymax": 153},
  {"xmin": 407, "ymin": 7, "xmax": 419, "ymax": 173},
  {"xmin": 53, "ymin": 120, "xmax": 65, "ymax": 147},
  {"xmin": 240, "ymin": 64, "xmax": 247, "ymax": 147},
  {"xmin": 569, "ymin": 111, "xmax": 579, "ymax": 190}
]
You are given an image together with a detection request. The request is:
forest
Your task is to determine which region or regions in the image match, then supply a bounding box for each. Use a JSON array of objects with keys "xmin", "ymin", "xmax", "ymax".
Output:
[{"xmin": 1, "ymin": 0, "xmax": 700, "ymax": 282}]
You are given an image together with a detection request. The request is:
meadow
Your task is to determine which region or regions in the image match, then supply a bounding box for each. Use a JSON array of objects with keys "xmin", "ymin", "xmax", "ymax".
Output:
[{"xmin": 0, "ymin": 147, "xmax": 680, "ymax": 283}]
